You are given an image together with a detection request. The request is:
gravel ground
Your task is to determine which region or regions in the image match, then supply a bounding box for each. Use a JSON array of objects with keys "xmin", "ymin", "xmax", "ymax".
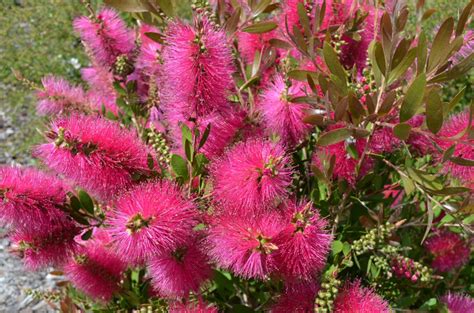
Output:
[{"xmin": 0, "ymin": 87, "xmax": 57, "ymax": 312}]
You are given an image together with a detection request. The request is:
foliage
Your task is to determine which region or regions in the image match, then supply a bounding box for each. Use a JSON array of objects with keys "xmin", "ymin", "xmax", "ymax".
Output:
[{"xmin": 0, "ymin": 0, "xmax": 473, "ymax": 312}]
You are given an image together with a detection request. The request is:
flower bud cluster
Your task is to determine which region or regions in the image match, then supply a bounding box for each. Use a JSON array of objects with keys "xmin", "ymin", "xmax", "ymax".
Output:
[
  {"xmin": 147, "ymin": 129, "xmax": 171, "ymax": 165},
  {"xmin": 352, "ymin": 222, "xmax": 395, "ymax": 256},
  {"xmin": 315, "ymin": 272, "xmax": 342, "ymax": 313},
  {"xmin": 114, "ymin": 54, "xmax": 134, "ymax": 76},
  {"xmin": 391, "ymin": 255, "xmax": 432, "ymax": 283}
]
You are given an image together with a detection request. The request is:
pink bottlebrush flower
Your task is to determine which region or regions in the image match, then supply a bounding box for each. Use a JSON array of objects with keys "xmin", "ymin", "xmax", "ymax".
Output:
[
  {"xmin": 273, "ymin": 200, "xmax": 331, "ymax": 281},
  {"xmin": 369, "ymin": 125, "xmax": 401, "ymax": 154},
  {"xmin": 207, "ymin": 212, "xmax": 285, "ymax": 279},
  {"xmin": 162, "ymin": 19, "xmax": 234, "ymax": 118},
  {"xmin": 441, "ymin": 292, "xmax": 474, "ymax": 313},
  {"xmin": 340, "ymin": 4, "xmax": 377, "ymax": 71},
  {"xmin": 211, "ymin": 139, "xmax": 293, "ymax": 211},
  {"xmin": 148, "ymin": 239, "xmax": 212, "ymax": 297},
  {"xmin": 168, "ymin": 105, "xmax": 246, "ymax": 160},
  {"xmin": 34, "ymin": 114, "xmax": 151, "ymax": 200},
  {"xmin": 407, "ymin": 115, "xmax": 435, "ymax": 155},
  {"xmin": 332, "ymin": 280, "xmax": 390, "ymax": 313},
  {"xmin": 36, "ymin": 75, "xmax": 87, "ymax": 115},
  {"xmin": 437, "ymin": 111, "xmax": 474, "ymax": 189},
  {"xmin": 237, "ymin": 30, "xmax": 276, "ymax": 64},
  {"xmin": 424, "ymin": 231, "xmax": 470, "ymax": 272},
  {"xmin": 169, "ymin": 299, "xmax": 218, "ymax": 313},
  {"xmin": 65, "ymin": 241, "xmax": 126, "ymax": 302},
  {"xmin": 259, "ymin": 75, "xmax": 312, "ymax": 146},
  {"xmin": 452, "ymin": 30, "xmax": 474, "ymax": 63},
  {"xmin": 0, "ymin": 166, "xmax": 68, "ymax": 229},
  {"xmin": 81, "ymin": 65, "xmax": 119, "ymax": 115},
  {"xmin": 107, "ymin": 181, "xmax": 198, "ymax": 265},
  {"xmin": 11, "ymin": 217, "xmax": 79, "ymax": 270},
  {"xmin": 271, "ymin": 282, "xmax": 319, "ymax": 313},
  {"xmin": 312, "ymin": 124, "xmax": 372, "ymax": 186},
  {"xmin": 73, "ymin": 8, "xmax": 135, "ymax": 68}
]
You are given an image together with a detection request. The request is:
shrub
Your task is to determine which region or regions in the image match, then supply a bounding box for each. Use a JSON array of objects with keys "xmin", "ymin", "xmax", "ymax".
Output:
[{"xmin": 1, "ymin": 0, "xmax": 473, "ymax": 311}]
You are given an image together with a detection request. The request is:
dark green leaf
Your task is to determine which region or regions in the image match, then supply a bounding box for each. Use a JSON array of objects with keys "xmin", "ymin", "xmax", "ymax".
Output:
[
  {"xmin": 417, "ymin": 32, "xmax": 428, "ymax": 74},
  {"xmin": 199, "ymin": 124, "xmax": 212, "ymax": 149},
  {"xmin": 426, "ymin": 187, "xmax": 470, "ymax": 195},
  {"xmin": 317, "ymin": 127, "xmax": 351, "ymax": 146},
  {"xmin": 78, "ymin": 190, "xmax": 94, "ymax": 215},
  {"xmin": 147, "ymin": 153, "xmax": 155, "ymax": 170},
  {"xmin": 242, "ymin": 21, "xmax": 278, "ymax": 34},
  {"xmin": 442, "ymin": 145, "xmax": 456, "ymax": 162},
  {"xmin": 225, "ymin": 7, "xmax": 241, "ymax": 35},
  {"xmin": 269, "ymin": 38, "xmax": 292, "ymax": 49},
  {"xmin": 449, "ymin": 157, "xmax": 474, "ymax": 166},
  {"xmin": 70, "ymin": 196, "xmax": 81, "ymax": 212},
  {"xmin": 155, "ymin": 0, "xmax": 174, "ymax": 17},
  {"xmin": 297, "ymin": 2, "xmax": 311, "ymax": 38},
  {"xmin": 287, "ymin": 70, "xmax": 318, "ymax": 81},
  {"xmin": 393, "ymin": 123, "xmax": 412, "ymax": 140},
  {"xmin": 429, "ymin": 53, "xmax": 474, "ymax": 83},
  {"xmin": 252, "ymin": 0, "xmax": 272, "ymax": 17},
  {"xmin": 400, "ymin": 73, "xmax": 426, "ymax": 122},
  {"xmin": 81, "ymin": 229, "xmax": 93, "ymax": 241}
]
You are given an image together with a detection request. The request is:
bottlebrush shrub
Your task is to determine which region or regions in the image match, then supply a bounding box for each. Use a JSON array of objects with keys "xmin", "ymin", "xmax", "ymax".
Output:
[{"xmin": 2, "ymin": 0, "xmax": 474, "ymax": 311}]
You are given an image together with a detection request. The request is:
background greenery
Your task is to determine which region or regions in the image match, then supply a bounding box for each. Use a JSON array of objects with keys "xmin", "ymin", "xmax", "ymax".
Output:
[{"xmin": 0, "ymin": 0, "xmax": 471, "ymax": 164}]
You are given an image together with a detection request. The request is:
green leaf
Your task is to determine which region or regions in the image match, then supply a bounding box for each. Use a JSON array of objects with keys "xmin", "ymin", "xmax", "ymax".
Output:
[
  {"xmin": 426, "ymin": 90, "xmax": 444, "ymax": 134},
  {"xmin": 198, "ymin": 124, "xmax": 212, "ymax": 149},
  {"xmin": 193, "ymin": 153, "xmax": 209, "ymax": 176},
  {"xmin": 287, "ymin": 70, "xmax": 318, "ymax": 81},
  {"xmin": 455, "ymin": 1, "xmax": 473, "ymax": 36},
  {"xmin": 428, "ymin": 17, "xmax": 454, "ymax": 72},
  {"xmin": 252, "ymin": 0, "xmax": 272, "ymax": 17},
  {"xmin": 417, "ymin": 32, "xmax": 428, "ymax": 74},
  {"xmin": 242, "ymin": 21, "xmax": 278, "ymax": 34},
  {"xmin": 388, "ymin": 47, "xmax": 417, "ymax": 85},
  {"xmin": 401, "ymin": 175, "xmax": 415, "ymax": 195},
  {"xmin": 155, "ymin": 0, "xmax": 174, "ymax": 17},
  {"xmin": 426, "ymin": 187, "xmax": 470, "ymax": 195},
  {"xmin": 297, "ymin": 2, "xmax": 311, "ymax": 38},
  {"xmin": 317, "ymin": 128, "xmax": 351, "ymax": 146},
  {"xmin": 225, "ymin": 7, "xmax": 241, "ymax": 35},
  {"xmin": 70, "ymin": 196, "xmax": 82, "ymax": 212},
  {"xmin": 323, "ymin": 42, "xmax": 347, "ymax": 84},
  {"xmin": 332, "ymin": 240, "xmax": 343, "ymax": 255},
  {"xmin": 393, "ymin": 123, "xmax": 412, "ymax": 140},
  {"xmin": 400, "ymin": 73, "xmax": 426, "ymax": 122},
  {"xmin": 144, "ymin": 32, "xmax": 164, "ymax": 44},
  {"xmin": 147, "ymin": 153, "xmax": 155, "ymax": 170},
  {"xmin": 342, "ymin": 242, "xmax": 352, "ymax": 256},
  {"xmin": 78, "ymin": 190, "xmax": 94, "ymax": 215},
  {"xmin": 104, "ymin": 0, "xmax": 149, "ymax": 12},
  {"xmin": 442, "ymin": 145, "xmax": 456, "ymax": 162},
  {"xmin": 429, "ymin": 53, "xmax": 474, "ymax": 83},
  {"xmin": 449, "ymin": 157, "xmax": 474, "ymax": 166},
  {"xmin": 81, "ymin": 229, "xmax": 93, "ymax": 241},
  {"xmin": 170, "ymin": 154, "xmax": 189, "ymax": 179},
  {"xmin": 269, "ymin": 38, "xmax": 292, "ymax": 49}
]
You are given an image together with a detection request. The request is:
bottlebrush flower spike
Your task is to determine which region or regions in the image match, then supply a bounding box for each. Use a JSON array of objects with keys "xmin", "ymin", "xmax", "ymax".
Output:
[
  {"xmin": 407, "ymin": 115, "xmax": 435, "ymax": 155},
  {"xmin": 333, "ymin": 280, "xmax": 390, "ymax": 313},
  {"xmin": 211, "ymin": 139, "xmax": 292, "ymax": 211},
  {"xmin": 82, "ymin": 65, "xmax": 119, "ymax": 115},
  {"xmin": 65, "ymin": 240, "xmax": 126, "ymax": 301},
  {"xmin": 207, "ymin": 212, "xmax": 285, "ymax": 279},
  {"xmin": 169, "ymin": 299, "xmax": 218, "ymax": 313},
  {"xmin": 36, "ymin": 75, "xmax": 87, "ymax": 115},
  {"xmin": 107, "ymin": 181, "xmax": 198, "ymax": 265},
  {"xmin": 441, "ymin": 292, "xmax": 474, "ymax": 313},
  {"xmin": 149, "ymin": 239, "xmax": 212, "ymax": 297},
  {"xmin": 0, "ymin": 166, "xmax": 68, "ymax": 229},
  {"xmin": 271, "ymin": 282, "xmax": 319, "ymax": 312},
  {"xmin": 259, "ymin": 75, "xmax": 312, "ymax": 146},
  {"xmin": 437, "ymin": 111, "xmax": 474, "ymax": 189},
  {"xmin": 273, "ymin": 200, "xmax": 331, "ymax": 281},
  {"xmin": 11, "ymin": 217, "xmax": 79, "ymax": 270},
  {"xmin": 73, "ymin": 8, "xmax": 135, "ymax": 68},
  {"xmin": 369, "ymin": 125, "xmax": 401, "ymax": 154},
  {"xmin": 168, "ymin": 105, "xmax": 245, "ymax": 159},
  {"xmin": 237, "ymin": 30, "xmax": 276, "ymax": 64},
  {"xmin": 312, "ymin": 124, "xmax": 373, "ymax": 186},
  {"xmin": 162, "ymin": 19, "xmax": 234, "ymax": 118},
  {"xmin": 34, "ymin": 114, "xmax": 152, "ymax": 200},
  {"xmin": 424, "ymin": 231, "xmax": 470, "ymax": 272}
]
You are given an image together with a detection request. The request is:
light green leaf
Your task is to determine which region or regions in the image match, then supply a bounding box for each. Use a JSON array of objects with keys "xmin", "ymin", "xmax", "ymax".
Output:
[{"xmin": 400, "ymin": 73, "xmax": 426, "ymax": 122}]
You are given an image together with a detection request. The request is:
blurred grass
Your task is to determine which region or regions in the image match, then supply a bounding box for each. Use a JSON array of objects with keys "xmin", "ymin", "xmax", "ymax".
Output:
[{"xmin": 0, "ymin": 0, "xmax": 471, "ymax": 163}]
